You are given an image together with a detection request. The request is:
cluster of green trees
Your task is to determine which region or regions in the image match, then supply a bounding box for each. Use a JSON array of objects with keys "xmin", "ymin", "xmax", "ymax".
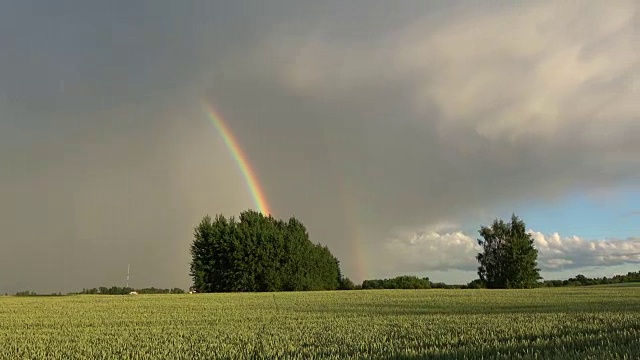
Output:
[
  {"xmin": 188, "ymin": 211, "xmax": 543, "ymax": 292},
  {"xmin": 190, "ymin": 210, "xmax": 343, "ymax": 292},
  {"xmin": 188, "ymin": 209, "xmax": 636, "ymax": 292},
  {"xmin": 72, "ymin": 286, "xmax": 185, "ymax": 295},
  {"xmin": 361, "ymin": 276, "xmax": 432, "ymax": 289}
]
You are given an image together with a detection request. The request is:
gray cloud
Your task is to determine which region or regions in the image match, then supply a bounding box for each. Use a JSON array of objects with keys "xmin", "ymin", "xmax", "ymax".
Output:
[
  {"xmin": 1, "ymin": 1, "xmax": 639, "ymax": 292},
  {"xmin": 210, "ymin": 1, "xmax": 639, "ymax": 279},
  {"xmin": 0, "ymin": 1, "xmax": 263, "ymax": 293}
]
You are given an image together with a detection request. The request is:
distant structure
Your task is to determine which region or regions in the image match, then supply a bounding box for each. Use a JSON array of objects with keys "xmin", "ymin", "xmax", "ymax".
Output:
[
  {"xmin": 129, "ymin": 291, "xmax": 138, "ymax": 295},
  {"xmin": 127, "ymin": 264, "xmax": 130, "ymax": 288}
]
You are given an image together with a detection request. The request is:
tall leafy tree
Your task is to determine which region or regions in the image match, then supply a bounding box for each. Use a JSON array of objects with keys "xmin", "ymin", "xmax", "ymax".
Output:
[
  {"xmin": 476, "ymin": 214, "xmax": 541, "ymax": 289},
  {"xmin": 189, "ymin": 209, "xmax": 343, "ymax": 292}
]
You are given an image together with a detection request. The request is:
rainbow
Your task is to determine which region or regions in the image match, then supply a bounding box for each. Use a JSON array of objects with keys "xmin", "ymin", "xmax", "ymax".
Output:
[{"xmin": 202, "ymin": 102, "xmax": 272, "ymax": 216}]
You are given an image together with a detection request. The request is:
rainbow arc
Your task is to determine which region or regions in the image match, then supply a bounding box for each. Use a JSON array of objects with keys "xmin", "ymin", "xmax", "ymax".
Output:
[{"xmin": 203, "ymin": 102, "xmax": 272, "ymax": 216}]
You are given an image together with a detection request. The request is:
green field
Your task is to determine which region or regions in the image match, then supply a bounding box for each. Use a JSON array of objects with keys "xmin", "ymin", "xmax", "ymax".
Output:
[{"xmin": 1, "ymin": 287, "xmax": 639, "ymax": 359}]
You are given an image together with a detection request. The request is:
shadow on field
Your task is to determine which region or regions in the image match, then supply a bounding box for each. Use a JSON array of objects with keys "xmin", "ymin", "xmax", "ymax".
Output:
[
  {"xmin": 294, "ymin": 297, "xmax": 640, "ymax": 316},
  {"xmin": 390, "ymin": 326, "xmax": 640, "ymax": 360},
  {"xmin": 273, "ymin": 323, "xmax": 640, "ymax": 359}
]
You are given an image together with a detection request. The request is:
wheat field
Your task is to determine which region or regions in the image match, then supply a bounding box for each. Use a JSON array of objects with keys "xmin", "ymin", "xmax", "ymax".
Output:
[{"xmin": 1, "ymin": 286, "xmax": 639, "ymax": 359}]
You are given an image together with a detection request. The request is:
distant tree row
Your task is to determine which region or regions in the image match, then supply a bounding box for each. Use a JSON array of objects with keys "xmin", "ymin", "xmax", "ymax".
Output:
[
  {"xmin": 190, "ymin": 210, "xmax": 343, "ymax": 292},
  {"xmin": 355, "ymin": 271, "xmax": 640, "ymax": 290},
  {"xmin": 361, "ymin": 276, "xmax": 431, "ymax": 289},
  {"xmin": 355, "ymin": 278, "xmax": 482, "ymax": 290},
  {"xmin": 14, "ymin": 269, "xmax": 638, "ymax": 296},
  {"xmin": 12, "ymin": 287, "xmax": 184, "ymax": 296},
  {"xmin": 72, "ymin": 286, "xmax": 185, "ymax": 295},
  {"xmin": 541, "ymin": 271, "xmax": 640, "ymax": 287}
]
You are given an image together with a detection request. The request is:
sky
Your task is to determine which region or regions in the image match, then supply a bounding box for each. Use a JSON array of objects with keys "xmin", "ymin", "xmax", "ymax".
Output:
[{"xmin": 1, "ymin": 1, "xmax": 638, "ymax": 293}]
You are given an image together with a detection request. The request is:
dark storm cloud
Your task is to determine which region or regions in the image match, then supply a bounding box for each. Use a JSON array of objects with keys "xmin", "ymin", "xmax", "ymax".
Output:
[
  {"xmin": 204, "ymin": 0, "xmax": 639, "ymax": 279},
  {"xmin": 1, "ymin": 1, "xmax": 638, "ymax": 292},
  {"xmin": 0, "ymin": 1, "xmax": 261, "ymax": 293}
]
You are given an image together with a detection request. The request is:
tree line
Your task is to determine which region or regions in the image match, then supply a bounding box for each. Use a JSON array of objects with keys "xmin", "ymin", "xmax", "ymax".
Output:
[
  {"xmin": 188, "ymin": 211, "xmax": 543, "ymax": 292},
  {"xmin": 189, "ymin": 210, "xmax": 640, "ymax": 292},
  {"xmin": 15, "ymin": 211, "xmax": 635, "ymax": 296},
  {"xmin": 9, "ymin": 211, "xmax": 636, "ymax": 296},
  {"xmin": 10, "ymin": 269, "xmax": 639, "ymax": 296},
  {"xmin": 11, "ymin": 286, "xmax": 185, "ymax": 296},
  {"xmin": 540, "ymin": 271, "xmax": 640, "ymax": 287},
  {"xmin": 357, "ymin": 272, "xmax": 640, "ymax": 290},
  {"xmin": 73, "ymin": 286, "xmax": 185, "ymax": 295}
]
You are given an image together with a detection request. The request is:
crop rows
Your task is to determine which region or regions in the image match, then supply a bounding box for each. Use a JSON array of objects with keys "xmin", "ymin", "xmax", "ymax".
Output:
[{"xmin": 1, "ymin": 287, "xmax": 639, "ymax": 359}]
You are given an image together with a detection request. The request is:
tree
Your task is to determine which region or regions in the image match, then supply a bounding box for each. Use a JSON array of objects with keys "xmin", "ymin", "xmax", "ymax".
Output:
[
  {"xmin": 476, "ymin": 214, "xmax": 541, "ymax": 289},
  {"xmin": 189, "ymin": 209, "xmax": 343, "ymax": 292},
  {"xmin": 467, "ymin": 279, "xmax": 485, "ymax": 289},
  {"xmin": 339, "ymin": 277, "xmax": 356, "ymax": 290}
]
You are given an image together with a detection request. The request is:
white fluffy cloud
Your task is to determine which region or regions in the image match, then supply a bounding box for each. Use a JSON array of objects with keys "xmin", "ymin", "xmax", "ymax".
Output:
[
  {"xmin": 530, "ymin": 231, "xmax": 640, "ymax": 270},
  {"xmin": 383, "ymin": 228, "xmax": 640, "ymax": 275},
  {"xmin": 384, "ymin": 225, "xmax": 481, "ymax": 274}
]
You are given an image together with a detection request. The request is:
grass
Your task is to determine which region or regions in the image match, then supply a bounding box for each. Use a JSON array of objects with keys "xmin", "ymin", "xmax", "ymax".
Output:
[
  {"xmin": 1, "ymin": 287, "xmax": 639, "ymax": 359},
  {"xmin": 591, "ymin": 282, "xmax": 640, "ymax": 288}
]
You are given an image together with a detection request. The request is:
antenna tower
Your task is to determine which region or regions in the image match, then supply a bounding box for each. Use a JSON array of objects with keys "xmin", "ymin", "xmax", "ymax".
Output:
[{"xmin": 127, "ymin": 264, "xmax": 130, "ymax": 288}]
